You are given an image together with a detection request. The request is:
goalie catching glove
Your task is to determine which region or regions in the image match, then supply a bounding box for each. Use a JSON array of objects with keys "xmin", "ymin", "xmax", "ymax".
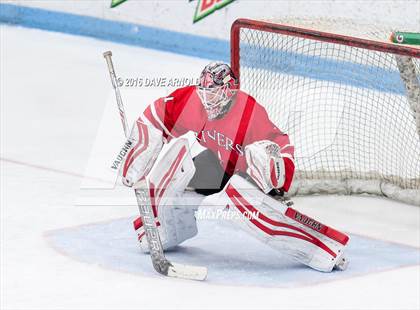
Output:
[{"xmin": 245, "ymin": 140, "xmax": 293, "ymax": 193}]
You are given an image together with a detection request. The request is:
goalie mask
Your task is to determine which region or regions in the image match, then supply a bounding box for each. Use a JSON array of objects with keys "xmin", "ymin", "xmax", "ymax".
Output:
[{"xmin": 197, "ymin": 62, "xmax": 238, "ymax": 120}]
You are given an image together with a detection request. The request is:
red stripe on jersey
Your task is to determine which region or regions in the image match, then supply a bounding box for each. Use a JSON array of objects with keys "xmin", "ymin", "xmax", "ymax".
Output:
[
  {"xmin": 163, "ymin": 89, "xmax": 191, "ymax": 136},
  {"xmin": 226, "ymin": 184, "xmax": 337, "ymax": 258},
  {"xmin": 226, "ymin": 96, "xmax": 255, "ymax": 175}
]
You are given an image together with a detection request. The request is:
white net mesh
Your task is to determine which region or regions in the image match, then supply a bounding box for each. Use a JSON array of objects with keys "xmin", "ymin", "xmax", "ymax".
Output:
[{"xmin": 234, "ymin": 19, "xmax": 420, "ymax": 205}]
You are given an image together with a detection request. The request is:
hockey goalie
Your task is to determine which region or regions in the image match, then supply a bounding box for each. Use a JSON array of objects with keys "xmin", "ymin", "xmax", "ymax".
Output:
[{"xmin": 120, "ymin": 62, "xmax": 349, "ymax": 272}]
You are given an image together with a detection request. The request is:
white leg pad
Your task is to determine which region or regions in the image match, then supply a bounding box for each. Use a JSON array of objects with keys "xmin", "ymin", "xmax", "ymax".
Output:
[
  {"xmin": 136, "ymin": 201, "xmax": 198, "ymax": 253},
  {"xmin": 134, "ymin": 138, "xmax": 198, "ymax": 252},
  {"xmin": 216, "ymin": 175, "xmax": 350, "ymax": 272}
]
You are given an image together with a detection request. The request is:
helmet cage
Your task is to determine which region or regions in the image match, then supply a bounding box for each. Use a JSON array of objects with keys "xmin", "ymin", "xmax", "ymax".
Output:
[
  {"xmin": 197, "ymin": 83, "xmax": 233, "ymax": 108},
  {"xmin": 197, "ymin": 84, "xmax": 234, "ymax": 119},
  {"xmin": 197, "ymin": 64, "xmax": 238, "ymax": 119}
]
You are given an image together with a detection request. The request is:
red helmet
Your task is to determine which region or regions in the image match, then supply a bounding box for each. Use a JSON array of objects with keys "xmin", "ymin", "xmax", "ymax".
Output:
[{"xmin": 197, "ymin": 62, "xmax": 238, "ymax": 119}]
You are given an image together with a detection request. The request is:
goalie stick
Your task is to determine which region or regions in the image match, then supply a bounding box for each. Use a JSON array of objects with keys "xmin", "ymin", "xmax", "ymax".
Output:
[{"xmin": 103, "ymin": 51, "xmax": 207, "ymax": 281}]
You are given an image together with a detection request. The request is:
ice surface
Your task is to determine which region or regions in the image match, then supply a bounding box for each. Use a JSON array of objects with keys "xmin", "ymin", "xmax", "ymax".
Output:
[
  {"xmin": 1, "ymin": 25, "xmax": 419, "ymax": 310},
  {"xmin": 46, "ymin": 216, "xmax": 420, "ymax": 288}
]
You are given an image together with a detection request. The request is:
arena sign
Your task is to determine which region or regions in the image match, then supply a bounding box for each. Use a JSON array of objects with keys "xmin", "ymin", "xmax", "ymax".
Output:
[
  {"xmin": 110, "ymin": 0, "xmax": 235, "ymax": 23},
  {"xmin": 193, "ymin": 0, "xmax": 235, "ymax": 23},
  {"xmin": 110, "ymin": 0, "xmax": 127, "ymax": 8}
]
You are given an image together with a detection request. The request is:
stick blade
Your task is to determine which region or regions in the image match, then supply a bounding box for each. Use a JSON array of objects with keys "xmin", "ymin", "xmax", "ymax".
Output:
[{"xmin": 168, "ymin": 263, "xmax": 208, "ymax": 281}]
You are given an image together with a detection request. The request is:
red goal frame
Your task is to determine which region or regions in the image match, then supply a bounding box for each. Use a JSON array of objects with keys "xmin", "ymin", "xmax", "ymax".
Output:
[
  {"xmin": 230, "ymin": 18, "xmax": 420, "ymax": 84},
  {"xmin": 229, "ymin": 18, "xmax": 420, "ymax": 205}
]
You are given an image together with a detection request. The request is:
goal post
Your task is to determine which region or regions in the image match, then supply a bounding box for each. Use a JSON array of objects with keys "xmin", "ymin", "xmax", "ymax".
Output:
[{"xmin": 231, "ymin": 18, "xmax": 420, "ymax": 205}]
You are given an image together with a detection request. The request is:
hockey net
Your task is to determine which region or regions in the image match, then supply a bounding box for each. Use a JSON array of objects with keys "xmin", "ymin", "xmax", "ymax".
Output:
[{"xmin": 231, "ymin": 18, "xmax": 420, "ymax": 205}]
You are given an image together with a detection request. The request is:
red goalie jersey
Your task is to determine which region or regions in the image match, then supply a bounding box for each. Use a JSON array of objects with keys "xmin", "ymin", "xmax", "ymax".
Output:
[{"xmin": 141, "ymin": 85, "xmax": 295, "ymax": 192}]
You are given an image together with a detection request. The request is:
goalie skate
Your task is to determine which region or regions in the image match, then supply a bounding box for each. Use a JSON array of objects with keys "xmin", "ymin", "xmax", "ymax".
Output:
[{"xmin": 334, "ymin": 255, "xmax": 349, "ymax": 271}]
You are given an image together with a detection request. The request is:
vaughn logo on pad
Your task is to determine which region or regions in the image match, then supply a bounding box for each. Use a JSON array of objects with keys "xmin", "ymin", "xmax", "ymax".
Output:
[{"xmin": 111, "ymin": 139, "xmax": 133, "ymax": 170}]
